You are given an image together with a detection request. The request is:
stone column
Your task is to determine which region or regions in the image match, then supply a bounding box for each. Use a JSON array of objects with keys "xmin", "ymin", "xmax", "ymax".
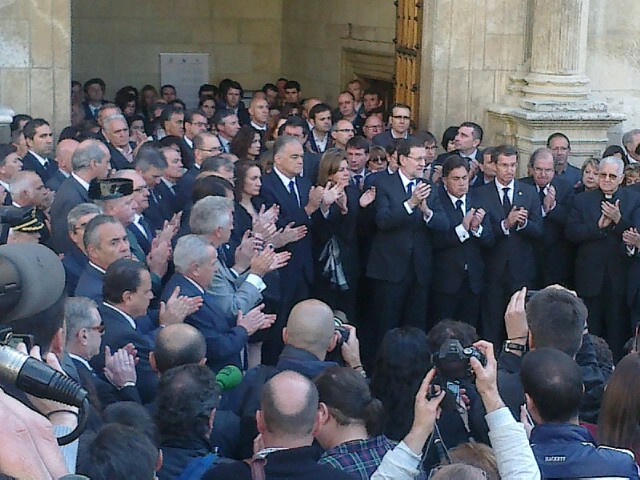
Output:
[{"xmin": 522, "ymin": 0, "xmax": 590, "ymax": 100}]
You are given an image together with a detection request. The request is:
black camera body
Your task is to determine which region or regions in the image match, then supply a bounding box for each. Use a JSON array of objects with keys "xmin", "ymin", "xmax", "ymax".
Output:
[
  {"xmin": 0, "ymin": 324, "xmax": 33, "ymax": 351},
  {"xmin": 431, "ymin": 339, "xmax": 487, "ymax": 380}
]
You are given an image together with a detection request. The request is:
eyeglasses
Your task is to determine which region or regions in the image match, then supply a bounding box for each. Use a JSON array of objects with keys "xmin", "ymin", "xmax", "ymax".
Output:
[
  {"xmin": 425, "ymin": 145, "xmax": 437, "ymax": 151},
  {"xmin": 391, "ymin": 115, "xmax": 411, "ymax": 120},
  {"xmin": 198, "ymin": 146, "xmax": 223, "ymax": 153},
  {"xmin": 369, "ymin": 157, "xmax": 388, "ymax": 164},
  {"xmin": 87, "ymin": 323, "xmax": 105, "ymax": 334},
  {"xmin": 598, "ymin": 172, "xmax": 618, "ymax": 180}
]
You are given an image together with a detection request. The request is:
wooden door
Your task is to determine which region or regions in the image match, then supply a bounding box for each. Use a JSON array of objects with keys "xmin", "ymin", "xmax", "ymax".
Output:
[{"xmin": 394, "ymin": 0, "xmax": 422, "ymax": 124}]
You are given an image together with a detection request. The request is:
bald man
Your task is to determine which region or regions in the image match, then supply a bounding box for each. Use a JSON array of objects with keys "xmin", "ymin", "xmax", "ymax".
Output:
[
  {"xmin": 222, "ymin": 299, "xmax": 364, "ymax": 458},
  {"xmin": 204, "ymin": 371, "xmax": 353, "ymax": 480},
  {"xmin": 150, "ymin": 324, "xmax": 207, "ymax": 374},
  {"xmin": 47, "ymin": 139, "xmax": 79, "ymax": 191}
]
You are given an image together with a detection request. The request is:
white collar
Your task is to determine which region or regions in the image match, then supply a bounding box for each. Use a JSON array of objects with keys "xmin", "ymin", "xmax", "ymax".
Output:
[
  {"xmin": 102, "ymin": 302, "xmax": 137, "ymax": 330},
  {"xmin": 183, "ymin": 135, "xmax": 193, "ymax": 148},
  {"xmin": 397, "ymin": 168, "xmax": 415, "ymax": 189},
  {"xmin": 68, "ymin": 353, "xmax": 93, "ymax": 372},
  {"xmin": 29, "ymin": 150, "xmax": 49, "ymax": 166},
  {"xmin": 460, "ymin": 148, "xmax": 478, "ymax": 159},
  {"xmin": 88, "ymin": 261, "xmax": 106, "ymax": 274},
  {"xmin": 447, "ymin": 191, "xmax": 466, "ymax": 206},
  {"xmin": 60, "ymin": 169, "xmax": 71, "ymax": 178},
  {"xmin": 273, "ymin": 166, "xmax": 295, "ymax": 189},
  {"xmin": 390, "ymin": 130, "xmax": 409, "ymax": 140},
  {"xmin": 250, "ymin": 121, "xmax": 267, "ymax": 131},
  {"xmin": 183, "ymin": 274, "xmax": 205, "ymax": 294},
  {"xmin": 0, "ymin": 179, "xmax": 10, "ymax": 192},
  {"xmin": 72, "ymin": 172, "xmax": 90, "ymax": 191},
  {"xmin": 161, "ymin": 177, "xmax": 176, "ymax": 189},
  {"xmin": 494, "ymin": 178, "xmax": 515, "ymax": 191}
]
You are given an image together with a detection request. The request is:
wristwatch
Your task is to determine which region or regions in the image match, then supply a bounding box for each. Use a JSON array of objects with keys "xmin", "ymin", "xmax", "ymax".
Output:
[{"xmin": 503, "ymin": 340, "xmax": 527, "ymax": 354}]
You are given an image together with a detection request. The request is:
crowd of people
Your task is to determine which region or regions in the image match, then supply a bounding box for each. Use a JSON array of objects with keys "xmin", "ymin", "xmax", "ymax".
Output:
[{"xmin": 1, "ymin": 75, "xmax": 640, "ymax": 479}]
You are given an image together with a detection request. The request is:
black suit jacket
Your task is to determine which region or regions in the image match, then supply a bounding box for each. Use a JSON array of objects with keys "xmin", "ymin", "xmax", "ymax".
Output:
[
  {"xmin": 475, "ymin": 180, "xmax": 543, "ymax": 283},
  {"xmin": 431, "ymin": 185, "xmax": 494, "ymax": 294},
  {"xmin": 177, "ymin": 137, "xmax": 195, "ymax": 170},
  {"xmin": 45, "ymin": 170, "xmax": 69, "ymax": 191},
  {"xmin": 22, "ymin": 151, "xmax": 57, "ymax": 183},
  {"xmin": 566, "ymin": 187, "xmax": 640, "ymax": 297},
  {"xmin": 520, "ymin": 176, "xmax": 576, "ymax": 286},
  {"xmin": 107, "ymin": 143, "xmax": 135, "ymax": 170},
  {"xmin": 95, "ymin": 303, "xmax": 159, "ymax": 404},
  {"xmin": 372, "ymin": 131, "xmax": 413, "ymax": 151},
  {"xmin": 154, "ymin": 180, "xmax": 181, "ymax": 220},
  {"xmin": 260, "ymin": 171, "xmax": 314, "ymax": 285},
  {"xmin": 71, "ymin": 357, "xmax": 141, "ymax": 409},
  {"xmin": 366, "ymin": 172, "xmax": 449, "ymax": 285},
  {"xmin": 49, "ymin": 175, "xmax": 90, "ymax": 253},
  {"xmin": 302, "ymin": 151, "xmax": 320, "ymax": 186},
  {"xmin": 306, "ymin": 133, "xmax": 333, "ymax": 154}
]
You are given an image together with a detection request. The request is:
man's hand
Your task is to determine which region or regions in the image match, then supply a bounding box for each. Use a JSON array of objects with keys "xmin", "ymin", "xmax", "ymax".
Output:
[
  {"xmin": 237, "ymin": 304, "xmax": 276, "ymax": 336},
  {"xmin": 271, "ymin": 222, "xmax": 307, "ymax": 248},
  {"xmin": 598, "ymin": 212, "xmax": 612, "ymax": 229},
  {"xmin": 543, "ymin": 185, "xmax": 556, "ymax": 214},
  {"xmin": 359, "ymin": 187, "xmax": 376, "ymax": 208},
  {"xmin": 462, "ymin": 208, "xmax": 476, "ymax": 231},
  {"xmin": 623, "ymin": 227, "xmax": 640, "ymax": 249},
  {"xmin": 431, "ymin": 165, "xmax": 443, "ymax": 184},
  {"xmin": 146, "ymin": 238, "xmax": 171, "ymax": 278},
  {"xmin": 103, "ymin": 346, "xmax": 137, "ymax": 389},
  {"xmin": 156, "ymin": 213, "xmax": 181, "ymax": 244},
  {"xmin": 470, "ymin": 208, "xmax": 485, "ymax": 231},
  {"xmin": 235, "ymin": 230, "xmax": 258, "ymax": 272},
  {"xmin": 602, "ymin": 199, "xmax": 622, "ymax": 224},
  {"xmin": 469, "ymin": 159, "xmax": 480, "ymax": 179},
  {"xmin": 408, "ymin": 182, "xmax": 430, "ymax": 209},
  {"xmin": 159, "ymin": 286, "xmax": 203, "ymax": 326},
  {"xmin": 339, "ymin": 325, "xmax": 362, "ymax": 369},
  {"xmin": 504, "ymin": 287, "xmax": 528, "ymax": 349},
  {"xmin": 249, "ymin": 245, "xmax": 275, "ymax": 277},
  {"xmin": 515, "ymin": 207, "xmax": 529, "ymax": 226},
  {"xmin": 252, "ymin": 218, "xmax": 277, "ymax": 245},
  {"xmin": 305, "ymin": 186, "xmax": 325, "ymax": 215},
  {"xmin": 470, "ymin": 340, "xmax": 504, "ymax": 413},
  {"xmin": 504, "ymin": 206, "xmax": 520, "ymax": 229},
  {"xmin": 403, "ymin": 368, "xmax": 445, "ymax": 455}
]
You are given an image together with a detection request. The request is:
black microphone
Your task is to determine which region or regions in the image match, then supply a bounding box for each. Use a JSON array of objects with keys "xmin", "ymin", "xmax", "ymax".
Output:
[{"xmin": 0, "ymin": 345, "xmax": 88, "ymax": 407}]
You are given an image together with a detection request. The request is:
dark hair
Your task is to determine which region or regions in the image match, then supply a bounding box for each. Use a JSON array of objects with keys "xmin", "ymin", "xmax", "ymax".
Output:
[
  {"xmin": 279, "ymin": 103, "xmax": 301, "ymax": 119},
  {"xmin": 284, "ymin": 80, "xmax": 301, "ymax": 91},
  {"xmin": 103, "ymin": 402, "xmax": 158, "ymax": 447},
  {"xmin": 83, "ymin": 77, "xmax": 106, "ymax": 92},
  {"xmin": 345, "ymin": 135, "xmax": 371, "ymax": 152},
  {"xmin": 526, "ymin": 287, "xmax": 587, "ymax": 357},
  {"xmin": 598, "ymin": 353, "xmax": 640, "ymax": 452},
  {"xmin": 262, "ymin": 83, "xmax": 278, "ymax": 94},
  {"xmin": 414, "ymin": 130, "xmax": 437, "ymax": 146},
  {"xmin": 103, "ymin": 259, "xmax": 146, "ymax": 305},
  {"xmin": 114, "ymin": 91, "xmax": 137, "ymax": 115},
  {"xmin": 9, "ymin": 114, "xmax": 32, "ymax": 133},
  {"xmin": 260, "ymin": 372, "xmax": 319, "ymax": 436},
  {"xmin": 234, "ymin": 160, "xmax": 261, "ymax": 202},
  {"xmin": 213, "ymin": 109, "xmax": 236, "ymax": 127},
  {"xmin": 396, "ymin": 137, "xmax": 424, "ymax": 158},
  {"xmin": 309, "ymin": 103, "xmax": 332, "ymax": 122},
  {"xmin": 0, "ymin": 144, "xmax": 17, "ymax": 166},
  {"xmin": 156, "ymin": 364, "xmax": 221, "ymax": 441},
  {"xmin": 603, "ymin": 144, "xmax": 629, "ymax": 165},
  {"xmin": 153, "ymin": 326, "xmax": 207, "ymax": 373},
  {"xmin": 441, "ymin": 126, "xmax": 459, "ymax": 150},
  {"xmin": 200, "ymin": 155, "xmax": 234, "ymax": 174},
  {"xmin": 78, "ymin": 424, "xmax": 157, "ymax": 480},
  {"xmin": 230, "ymin": 125, "xmax": 260, "ymax": 159},
  {"xmin": 338, "ymin": 90, "xmax": 355, "ymax": 102},
  {"xmin": 491, "ymin": 144, "xmax": 518, "ymax": 163},
  {"xmin": 83, "ymin": 214, "xmax": 120, "ymax": 250},
  {"xmin": 198, "ymin": 83, "xmax": 217, "ymax": 97},
  {"xmin": 521, "ymin": 348, "xmax": 583, "ymax": 423},
  {"xmin": 546, "ymin": 132, "xmax": 571, "ymax": 149},
  {"xmin": 159, "ymin": 135, "xmax": 181, "ymax": 151},
  {"xmin": 442, "ymin": 155, "xmax": 470, "ymax": 177},
  {"xmin": 22, "ymin": 118, "xmax": 50, "ymax": 140},
  {"xmin": 315, "ymin": 366, "xmax": 384, "ymax": 436},
  {"xmin": 370, "ymin": 327, "xmax": 431, "ymax": 441},
  {"xmin": 192, "ymin": 175, "xmax": 233, "ymax": 203},
  {"xmin": 160, "ymin": 84, "xmax": 176, "ymax": 95},
  {"xmin": 426, "ymin": 319, "xmax": 479, "ymax": 352},
  {"xmin": 169, "ymin": 99, "xmax": 186, "ymax": 110},
  {"xmin": 160, "ymin": 105, "xmax": 183, "ymax": 128},
  {"xmin": 459, "ymin": 122, "xmax": 484, "ymax": 143},
  {"xmin": 135, "ymin": 143, "xmax": 168, "ymax": 171},
  {"xmin": 222, "ymin": 80, "xmax": 243, "ymax": 98},
  {"xmin": 184, "ymin": 109, "xmax": 206, "ymax": 124}
]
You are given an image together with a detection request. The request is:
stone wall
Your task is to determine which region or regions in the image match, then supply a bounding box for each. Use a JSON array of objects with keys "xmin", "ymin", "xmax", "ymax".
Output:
[
  {"xmin": 0, "ymin": 0, "xmax": 71, "ymax": 138},
  {"xmin": 71, "ymin": 0, "xmax": 283, "ymax": 98},
  {"xmin": 280, "ymin": 0, "xmax": 395, "ymax": 104}
]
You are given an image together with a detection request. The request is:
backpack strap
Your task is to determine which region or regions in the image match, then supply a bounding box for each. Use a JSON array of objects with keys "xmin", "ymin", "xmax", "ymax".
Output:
[{"xmin": 176, "ymin": 453, "xmax": 219, "ymax": 480}]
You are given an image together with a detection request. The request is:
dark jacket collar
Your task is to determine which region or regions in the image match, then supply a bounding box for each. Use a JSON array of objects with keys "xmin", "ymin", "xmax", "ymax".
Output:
[{"xmin": 276, "ymin": 345, "xmax": 337, "ymax": 379}]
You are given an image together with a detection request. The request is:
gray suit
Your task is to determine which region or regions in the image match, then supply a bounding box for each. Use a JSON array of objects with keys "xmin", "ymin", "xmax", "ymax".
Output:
[{"xmin": 207, "ymin": 258, "xmax": 263, "ymax": 320}]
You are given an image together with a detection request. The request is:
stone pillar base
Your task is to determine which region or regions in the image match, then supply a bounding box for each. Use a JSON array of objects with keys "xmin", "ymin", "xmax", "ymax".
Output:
[
  {"xmin": 486, "ymin": 100, "xmax": 626, "ymax": 175},
  {"xmin": 0, "ymin": 105, "xmax": 15, "ymax": 143}
]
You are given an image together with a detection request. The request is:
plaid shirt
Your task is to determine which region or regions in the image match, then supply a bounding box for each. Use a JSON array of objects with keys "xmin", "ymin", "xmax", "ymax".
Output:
[{"xmin": 318, "ymin": 435, "xmax": 397, "ymax": 480}]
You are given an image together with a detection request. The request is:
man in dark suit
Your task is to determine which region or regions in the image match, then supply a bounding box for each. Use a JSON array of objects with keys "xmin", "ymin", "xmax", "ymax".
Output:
[
  {"xmin": 163, "ymin": 234, "xmax": 274, "ymax": 373},
  {"xmin": 0, "ymin": 144, "xmax": 23, "ymax": 206},
  {"xmin": 103, "ymin": 114, "xmax": 135, "ymax": 170},
  {"xmin": 177, "ymin": 133, "xmax": 224, "ymax": 210},
  {"xmin": 432, "ymin": 122, "xmax": 483, "ymax": 185},
  {"xmin": 259, "ymin": 135, "xmax": 324, "ymax": 363},
  {"xmin": 21, "ymin": 118, "xmax": 57, "ymax": 184},
  {"xmin": 154, "ymin": 146, "xmax": 185, "ymax": 219},
  {"xmin": 217, "ymin": 81, "xmax": 250, "ymax": 126},
  {"xmin": 372, "ymin": 103, "xmax": 414, "ymax": 150},
  {"xmin": 475, "ymin": 145, "xmax": 543, "ymax": 344},
  {"xmin": 179, "ymin": 110, "xmax": 208, "ymax": 169},
  {"xmin": 279, "ymin": 117, "xmax": 320, "ymax": 185},
  {"xmin": 134, "ymin": 145, "xmax": 169, "ymax": 232},
  {"xmin": 432, "ymin": 155, "xmax": 494, "ymax": 327},
  {"xmin": 213, "ymin": 109, "xmax": 241, "ymax": 154},
  {"xmin": 520, "ymin": 147, "xmax": 576, "ymax": 288},
  {"xmin": 346, "ymin": 136, "xmax": 371, "ymax": 190},
  {"xmin": 81, "ymin": 78, "xmax": 108, "ymax": 120},
  {"xmin": 49, "ymin": 139, "xmax": 111, "ymax": 253},
  {"xmin": 307, "ymin": 103, "xmax": 333, "ymax": 154},
  {"xmin": 64, "ymin": 297, "xmax": 141, "ymax": 409},
  {"xmin": 62, "ymin": 203, "xmax": 102, "ymax": 295},
  {"xmin": 366, "ymin": 138, "xmax": 449, "ymax": 341},
  {"xmin": 567, "ymin": 155, "xmax": 640, "ymax": 359},
  {"xmin": 46, "ymin": 139, "xmax": 78, "ymax": 191},
  {"xmin": 548, "ymin": 132, "xmax": 582, "ymax": 188}
]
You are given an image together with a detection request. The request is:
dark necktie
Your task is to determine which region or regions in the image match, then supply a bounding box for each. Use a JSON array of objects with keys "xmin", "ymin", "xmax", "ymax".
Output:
[
  {"xmin": 288, "ymin": 180, "xmax": 299, "ymax": 206},
  {"xmin": 407, "ymin": 181, "xmax": 414, "ymax": 196},
  {"xmin": 138, "ymin": 216, "xmax": 152, "ymax": 239},
  {"xmin": 353, "ymin": 174, "xmax": 363, "ymax": 188},
  {"xmin": 538, "ymin": 186, "xmax": 546, "ymax": 205},
  {"xmin": 502, "ymin": 187, "xmax": 512, "ymax": 217},
  {"xmin": 455, "ymin": 198, "xmax": 464, "ymax": 221}
]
